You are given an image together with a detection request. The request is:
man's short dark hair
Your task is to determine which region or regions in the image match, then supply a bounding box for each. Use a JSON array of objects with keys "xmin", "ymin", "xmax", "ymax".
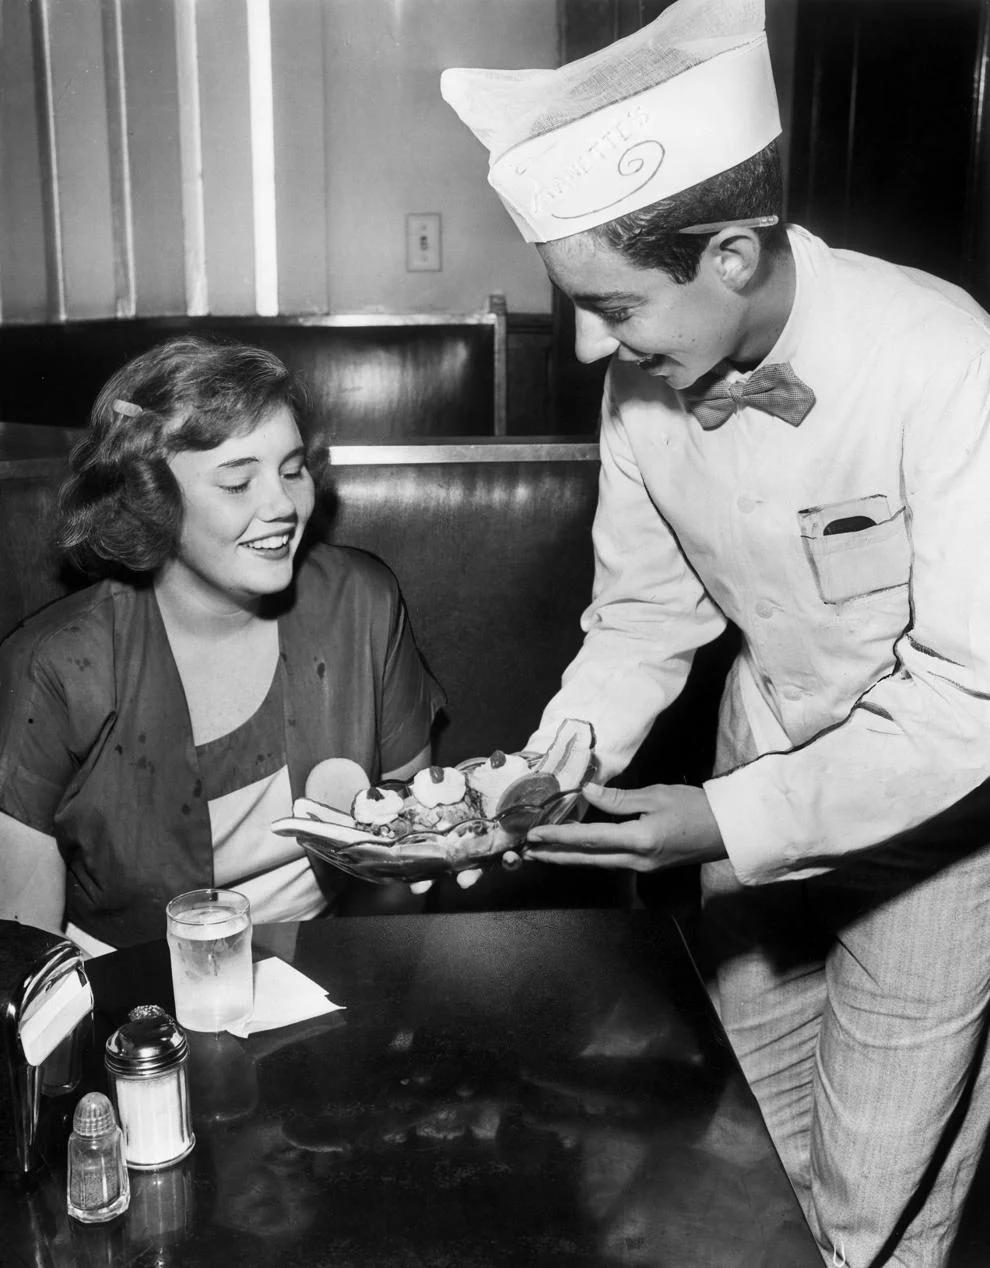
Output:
[
  {"xmin": 588, "ymin": 141, "xmax": 787, "ymax": 283},
  {"xmin": 57, "ymin": 336, "xmax": 310, "ymax": 577}
]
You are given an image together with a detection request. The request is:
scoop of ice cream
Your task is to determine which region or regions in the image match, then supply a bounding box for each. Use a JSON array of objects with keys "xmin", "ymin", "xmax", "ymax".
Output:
[
  {"xmin": 305, "ymin": 758, "xmax": 372, "ymax": 813},
  {"xmin": 466, "ymin": 750, "xmax": 532, "ymax": 817},
  {"xmin": 352, "ymin": 785, "xmax": 405, "ymax": 827},
  {"xmin": 401, "ymin": 795, "xmax": 479, "ymax": 832},
  {"xmin": 410, "ymin": 765, "xmax": 468, "ymax": 808}
]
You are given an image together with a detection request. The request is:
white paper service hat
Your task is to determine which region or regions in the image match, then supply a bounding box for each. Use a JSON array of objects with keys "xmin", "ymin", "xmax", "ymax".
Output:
[{"xmin": 441, "ymin": 0, "xmax": 781, "ymax": 243}]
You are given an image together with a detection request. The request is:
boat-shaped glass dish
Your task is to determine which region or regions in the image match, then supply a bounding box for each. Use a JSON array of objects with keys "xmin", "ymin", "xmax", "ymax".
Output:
[{"xmin": 272, "ymin": 741, "xmax": 594, "ymax": 886}]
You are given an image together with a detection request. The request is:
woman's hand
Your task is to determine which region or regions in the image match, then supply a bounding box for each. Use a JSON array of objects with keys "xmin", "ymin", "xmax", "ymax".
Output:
[{"xmin": 523, "ymin": 782, "xmax": 727, "ymax": 872}]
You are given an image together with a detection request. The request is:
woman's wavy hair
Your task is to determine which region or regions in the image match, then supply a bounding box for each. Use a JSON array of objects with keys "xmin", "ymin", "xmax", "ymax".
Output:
[
  {"xmin": 56, "ymin": 336, "xmax": 311, "ymax": 578},
  {"xmin": 588, "ymin": 141, "xmax": 787, "ymax": 283}
]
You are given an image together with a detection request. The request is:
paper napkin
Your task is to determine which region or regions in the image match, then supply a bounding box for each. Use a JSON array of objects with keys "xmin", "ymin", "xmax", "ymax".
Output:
[{"xmin": 227, "ymin": 956, "xmax": 344, "ymax": 1037}]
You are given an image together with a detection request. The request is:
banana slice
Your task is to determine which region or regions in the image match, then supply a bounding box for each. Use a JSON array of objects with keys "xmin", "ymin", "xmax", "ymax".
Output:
[{"xmin": 533, "ymin": 719, "xmax": 596, "ymax": 790}]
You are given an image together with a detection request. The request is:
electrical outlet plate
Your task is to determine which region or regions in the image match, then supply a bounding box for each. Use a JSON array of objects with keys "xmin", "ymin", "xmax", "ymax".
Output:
[{"xmin": 406, "ymin": 213, "xmax": 441, "ymax": 271}]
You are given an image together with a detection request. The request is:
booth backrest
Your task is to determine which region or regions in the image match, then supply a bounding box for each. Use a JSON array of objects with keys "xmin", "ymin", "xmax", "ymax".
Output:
[
  {"xmin": 0, "ymin": 309, "xmax": 509, "ymax": 442},
  {"xmin": 0, "ymin": 431, "xmax": 598, "ymax": 766},
  {"xmin": 318, "ymin": 443, "xmax": 599, "ymax": 763}
]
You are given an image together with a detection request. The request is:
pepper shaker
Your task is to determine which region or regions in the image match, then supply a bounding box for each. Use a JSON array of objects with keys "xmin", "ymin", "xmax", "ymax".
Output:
[
  {"xmin": 105, "ymin": 1005, "xmax": 195, "ymax": 1170},
  {"xmin": 66, "ymin": 1091, "xmax": 130, "ymax": 1223}
]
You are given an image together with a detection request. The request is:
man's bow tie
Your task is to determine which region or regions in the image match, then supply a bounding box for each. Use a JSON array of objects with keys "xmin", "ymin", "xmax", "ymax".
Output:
[{"xmin": 685, "ymin": 362, "xmax": 816, "ymax": 430}]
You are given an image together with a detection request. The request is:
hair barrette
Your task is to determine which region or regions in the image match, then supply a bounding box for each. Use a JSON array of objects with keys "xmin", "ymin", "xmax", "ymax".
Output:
[{"xmin": 112, "ymin": 399, "xmax": 143, "ymax": 417}]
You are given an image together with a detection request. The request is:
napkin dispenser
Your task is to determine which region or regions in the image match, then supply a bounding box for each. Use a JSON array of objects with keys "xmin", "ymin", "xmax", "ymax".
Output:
[{"xmin": 0, "ymin": 920, "xmax": 94, "ymax": 1175}]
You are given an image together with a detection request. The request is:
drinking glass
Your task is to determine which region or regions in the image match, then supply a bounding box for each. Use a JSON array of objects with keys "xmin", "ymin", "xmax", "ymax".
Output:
[{"xmin": 165, "ymin": 889, "xmax": 253, "ymax": 1034}]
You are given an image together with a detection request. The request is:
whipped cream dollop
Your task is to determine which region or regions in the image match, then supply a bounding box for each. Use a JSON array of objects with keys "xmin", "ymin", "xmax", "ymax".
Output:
[
  {"xmin": 352, "ymin": 785, "xmax": 405, "ymax": 826},
  {"xmin": 466, "ymin": 750, "xmax": 531, "ymax": 816},
  {"xmin": 410, "ymin": 765, "xmax": 468, "ymax": 808}
]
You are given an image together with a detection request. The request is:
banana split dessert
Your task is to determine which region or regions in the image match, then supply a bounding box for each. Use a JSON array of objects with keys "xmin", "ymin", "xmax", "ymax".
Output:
[{"xmin": 283, "ymin": 719, "xmax": 596, "ymax": 841}]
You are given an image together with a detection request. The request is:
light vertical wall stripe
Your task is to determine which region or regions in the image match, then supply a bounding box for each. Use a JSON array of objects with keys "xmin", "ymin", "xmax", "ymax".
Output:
[
  {"xmin": 35, "ymin": 0, "xmax": 66, "ymax": 321},
  {"xmin": 196, "ymin": 0, "xmax": 254, "ymax": 313},
  {"xmin": 120, "ymin": 0, "xmax": 186, "ymax": 316},
  {"xmin": 174, "ymin": 0, "xmax": 208, "ymax": 315},
  {"xmin": 271, "ymin": 0, "xmax": 329, "ymax": 313},
  {"xmin": 103, "ymin": 0, "xmax": 137, "ymax": 318},
  {"xmin": 2, "ymin": 0, "xmax": 54, "ymax": 322},
  {"xmin": 247, "ymin": 0, "xmax": 278, "ymax": 315},
  {"xmin": 43, "ymin": 1, "xmax": 116, "ymax": 318}
]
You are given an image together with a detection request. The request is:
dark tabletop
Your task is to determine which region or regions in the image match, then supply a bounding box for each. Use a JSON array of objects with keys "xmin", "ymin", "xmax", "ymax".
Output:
[{"xmin": 2, "ymin": 909, "xmax": 821, "ymax": 1266}]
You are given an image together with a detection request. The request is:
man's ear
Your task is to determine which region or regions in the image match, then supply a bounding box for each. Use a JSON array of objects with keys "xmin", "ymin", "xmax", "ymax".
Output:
[{"xmin": 707, "ymin": 228, "xmax": 762, "ymax": 292}]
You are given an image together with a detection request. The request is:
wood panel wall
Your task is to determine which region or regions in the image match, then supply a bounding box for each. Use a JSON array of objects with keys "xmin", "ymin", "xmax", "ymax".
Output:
[{"xmin": 788, "ymin": 0, "xmax": 990, "ymax": 300}]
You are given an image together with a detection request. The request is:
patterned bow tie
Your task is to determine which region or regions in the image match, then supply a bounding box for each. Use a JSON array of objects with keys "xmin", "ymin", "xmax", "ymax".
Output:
[{"xmin": 686, "ymin": 362, "xmax": 816, "ymax": 431}]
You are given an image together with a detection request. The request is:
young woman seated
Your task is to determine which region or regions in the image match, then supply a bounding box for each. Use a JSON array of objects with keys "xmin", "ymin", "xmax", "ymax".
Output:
[{"xmin": 0, "ymin": 337, "xmax": 442, "ymax": 953}]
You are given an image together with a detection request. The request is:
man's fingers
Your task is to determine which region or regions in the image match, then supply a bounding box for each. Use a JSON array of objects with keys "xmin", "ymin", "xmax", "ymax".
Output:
[
  {"xmin": 525, "ymin": 819, "xmax": 650, "ymax": 850},
  {"xmin": 523, "ymin": 846, "xmax": 649, "ymax": 871},
  {"xmin": 456, "ymin": 867, "xmax": 484, "ymax": 889},
  {"xmin": 409, "ymin": 879, "xmax": 433, "ymax": 895},
  {"xmin": 582, "ymin": 782, "xmax": 672, "ymax": 815}
]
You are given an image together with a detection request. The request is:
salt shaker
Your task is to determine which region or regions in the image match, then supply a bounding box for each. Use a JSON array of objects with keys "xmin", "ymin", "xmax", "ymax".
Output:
[
  {"xmin": 105, "ymin": 1005, "xmax": 195, "ymax": 1170},
  {"xmin": 66, "ymin": 1091, "xmax": 130, "ymax": 1223}
]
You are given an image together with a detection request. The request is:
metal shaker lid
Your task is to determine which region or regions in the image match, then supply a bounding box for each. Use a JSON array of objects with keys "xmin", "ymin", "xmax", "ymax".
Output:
[
  {"xmin": 105, "ymin": 1004, "xmax": 189, "ymax": 1076},
  {"xmin": 73, "ymin": 1090, "xmax": 117, "ymax": 1137}
]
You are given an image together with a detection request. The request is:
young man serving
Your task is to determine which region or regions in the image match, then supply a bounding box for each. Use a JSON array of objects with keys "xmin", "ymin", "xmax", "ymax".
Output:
[{"xmin": 443, "ymin": 1, "xmax": 990, "ymax": 1264}]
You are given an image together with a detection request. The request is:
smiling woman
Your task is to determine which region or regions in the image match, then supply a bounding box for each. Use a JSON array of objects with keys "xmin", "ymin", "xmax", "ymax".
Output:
[{"xmin": 0, "ymin": 337, "xmax": 442, "ymax": 952}]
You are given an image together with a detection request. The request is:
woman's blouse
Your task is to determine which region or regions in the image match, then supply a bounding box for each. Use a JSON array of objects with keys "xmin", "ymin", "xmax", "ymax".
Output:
[
  {"xmin": 0, "ymin": 543, "xmax": 443, "ymax": 947},
  {"xmin": 200, "ymin": 667, "xmax": 325, "ymax": 923}
]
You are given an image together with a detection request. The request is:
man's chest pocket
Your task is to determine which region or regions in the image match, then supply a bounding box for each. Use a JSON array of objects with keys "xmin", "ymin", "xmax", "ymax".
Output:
[{"xmin": 798, "ymin": 495, "xmax": 911, "ymax": 605}]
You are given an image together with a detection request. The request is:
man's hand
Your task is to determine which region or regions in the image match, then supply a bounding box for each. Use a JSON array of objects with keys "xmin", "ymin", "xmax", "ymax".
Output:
[{"xmin": 523, "ymin": 782, "xmax": 727, "ymax": 872}]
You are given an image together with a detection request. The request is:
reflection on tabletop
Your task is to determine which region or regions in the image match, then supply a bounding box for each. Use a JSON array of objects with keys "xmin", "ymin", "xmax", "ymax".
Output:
[
  {"xmin": 258, "ymin": 1023, "xmax": 810, "ymax": 1266},
  {"xmin": 211, "ymin": 913, "xmax": 808, "ymax": 1264},
  {"xmin": 5, "ymin": 912, "xmax": 818, "ymax": 1265}
]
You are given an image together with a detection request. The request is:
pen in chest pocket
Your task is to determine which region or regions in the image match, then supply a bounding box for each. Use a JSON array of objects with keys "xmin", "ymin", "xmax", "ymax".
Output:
[{"xmin": 822, "ymin": 516, "xmax": 877, "ymax": 536}]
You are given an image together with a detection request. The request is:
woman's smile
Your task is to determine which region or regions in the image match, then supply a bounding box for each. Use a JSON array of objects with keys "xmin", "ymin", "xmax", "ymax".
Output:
[{"xmin": 241, "ymin": 530, "xmax": 294, "ymax": 557}]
